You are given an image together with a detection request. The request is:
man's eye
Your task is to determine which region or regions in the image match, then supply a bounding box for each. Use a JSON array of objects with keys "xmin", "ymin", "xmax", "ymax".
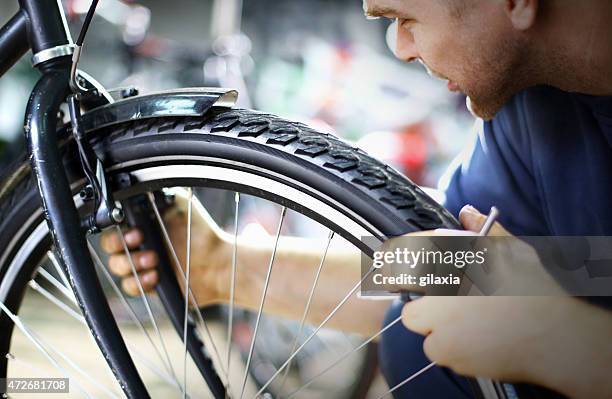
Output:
[{"xmin": 399, "ymin": 18, "xmax": 415, "ymax": 29}]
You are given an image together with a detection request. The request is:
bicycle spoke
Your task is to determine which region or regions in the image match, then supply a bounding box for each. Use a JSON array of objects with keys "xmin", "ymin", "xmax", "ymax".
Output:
[
  {"xmin": 286, "ymin": 316, "xmax": 402, "ymax": 398},
  {"xmin": 37, "ymin": 268, "xmax": 77, "ymax": 305},
  {"xmin": 115, "ymin": 225, "xmax": 185, "ymax": 395},
  {"xmin": 20, "ymin": 283, "xmax": 118, "ymax": 397},
  {"xmin": 27, "ymin": 325, "xmax": 120, "ymax": 398},
  {"xmin": 39, "ymin": 253, "xmax": 181, "ymax": 390},
  {"xmin": 376, "ymin": 361, "xmax": 437, "ymax": 399},
  {"xmin": 227, "ymin": 192, "xmax": 240, "ymax": 387},
  {"xmin": 28, "ymin": 280, "xmax": 84, "ymax": 324},
  {"xmin": 239, "ymin": 206, "xmax": 287, "ymax": 399},
  {"xmin": 182, "ymin": 187, "xmax": 194, "ymax": 399},
  {"xmin": 88, "ymin": 242, "xmax": 183, "ymax": 389},
  {"xmin": 146, "ymin": 192, "xmax": 228, "ymax": 379},
  {"xmin": 130, "ymin": 347, "xmax": 181, "ymax": 389},
  {"xmin": 253, "ymin": 264, "xmax": 377, "ymax": 398},
  {"xmin": 47, "ymin": 250, "xmax": 71, "ymax": 289},
  {"xmin": 0, "ymin": 302, "xmax": 93, "ymax": 399},
  {"xmin": 277, "ymin": 230, "xmax": 335, "ymax": 395}
]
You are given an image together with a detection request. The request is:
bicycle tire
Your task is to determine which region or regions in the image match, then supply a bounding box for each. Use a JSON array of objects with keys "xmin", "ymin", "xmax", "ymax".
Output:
[{"xmin": 0, "ymin": 107, "xmax": 463, "ymax": 397}]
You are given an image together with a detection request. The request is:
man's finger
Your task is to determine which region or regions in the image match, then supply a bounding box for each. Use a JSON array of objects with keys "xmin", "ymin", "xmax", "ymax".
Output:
[
  {"xmin": 100, "ymin": 229, "xmax": 144, "ymax": 253},
  {"xmin": 422, "ymin": 332, "xmax": 445, "ymax": 364},
  {"xmin": 401, "ymin": 299, "xmax": 434, "ymax": 335},
  {"xmin": 459, "ymin": 205, "xmax": 510, "ymax": 236},
  {"xmin": 121, "ymin": 270, "xmax": 159, "ymax": 296},
  {"xmin": 401, "ymin": 297, "xmax": 462, "ymax": 334},
  {"xmin": 108, "ymin": 251, "xmax": 158, "ymax": 277}
]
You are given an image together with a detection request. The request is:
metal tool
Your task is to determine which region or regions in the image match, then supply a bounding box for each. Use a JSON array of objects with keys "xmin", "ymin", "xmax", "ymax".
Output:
[
  {"xmin": 478, "ymin": 206, "xmax": 499, "ymax": 236},
  {"xmin": 398, "ymin": 206, "xmax": 500, "ymax": 302},
  {"xmin": 391, "ymin": 206, "xmax": 501, "ymax": 399}
]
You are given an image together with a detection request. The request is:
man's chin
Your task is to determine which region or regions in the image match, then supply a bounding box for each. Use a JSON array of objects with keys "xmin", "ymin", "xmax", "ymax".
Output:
[{"xmin": 466, "ymin": 96, "xmax": 503, "ymax": 121}]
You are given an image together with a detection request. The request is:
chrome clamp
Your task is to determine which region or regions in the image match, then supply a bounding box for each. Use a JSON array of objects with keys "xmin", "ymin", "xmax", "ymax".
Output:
[{"xmin": 31, "ymin": 44, "xmax": 75, "ymax": 67}]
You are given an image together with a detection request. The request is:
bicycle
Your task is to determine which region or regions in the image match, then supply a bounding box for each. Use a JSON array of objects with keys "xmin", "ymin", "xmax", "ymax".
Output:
[{"xmin": 0, "ymin": 1, "xmax": 563, "ymax": 398}]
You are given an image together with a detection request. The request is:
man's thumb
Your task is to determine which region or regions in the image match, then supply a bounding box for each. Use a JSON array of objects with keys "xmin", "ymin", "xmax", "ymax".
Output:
[
  {"xmin": 459, "ymin": 205, "xmax": 511, "ymax": 236},
  {"xmin": 459, "ymin": 205, "xmax": 487, "ymax": 232}
]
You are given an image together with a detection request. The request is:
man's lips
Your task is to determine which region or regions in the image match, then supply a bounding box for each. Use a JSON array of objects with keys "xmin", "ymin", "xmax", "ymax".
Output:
[
  {"xmin": 447, "ymin": 80, "xmax": 460, "ymax": 92},
  {"xmin": 422, "ymin": 63, "xmax": 461, "ymax": 92},
  {"xmin": 422, "ymin": 63, "xmax": 460, "ymax": 92}
]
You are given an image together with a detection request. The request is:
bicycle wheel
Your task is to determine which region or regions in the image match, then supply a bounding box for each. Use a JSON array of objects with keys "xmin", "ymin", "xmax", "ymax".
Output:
[{"xmin": 0, "ymin": 107, "xmax": 465, "ymax": 398}]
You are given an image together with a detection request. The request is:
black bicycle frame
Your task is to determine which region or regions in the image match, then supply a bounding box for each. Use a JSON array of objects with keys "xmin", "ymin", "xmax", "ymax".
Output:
[{"xmin": 1, "ymin": 1, "xmax": 149, "ymax": 397}]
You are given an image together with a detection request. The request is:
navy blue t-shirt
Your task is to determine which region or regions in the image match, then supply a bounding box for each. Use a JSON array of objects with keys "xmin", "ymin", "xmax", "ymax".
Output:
[
  {"xmin": 378, "ymin": 87, "xmax": 612, "ymax": 399},
  {"xmin": 444, "ymin": 86, "xmax": 612, "ymax": 236}
]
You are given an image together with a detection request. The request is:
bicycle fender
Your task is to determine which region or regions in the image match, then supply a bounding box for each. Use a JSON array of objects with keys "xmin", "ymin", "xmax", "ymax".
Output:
[{"xmin": 80, "ymin": 87, "xmax": 238, "ymax": 131}]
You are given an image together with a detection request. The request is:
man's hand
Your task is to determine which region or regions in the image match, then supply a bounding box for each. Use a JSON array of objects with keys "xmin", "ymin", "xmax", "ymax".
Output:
[
  {"xmin": 100, "ymin": 191, "xmax": 231, "ymax": 306},
  {"xmin": 398, "ymin": 205, "xmax": 612, "ymax": 398},
  {"xmin": 402, "ymin": 205, "xmax": 554, "ymax": 380},
  {"xmin": 100, "ymin": 228, "xmax": 160, "ymax": 295},
  {"xmin": 402, "ymin": 295, "xmax": 559, "ymax": 381},
  {"xmin": 402, "ymin": 294, "xmax": 612, "ymax": 399}
]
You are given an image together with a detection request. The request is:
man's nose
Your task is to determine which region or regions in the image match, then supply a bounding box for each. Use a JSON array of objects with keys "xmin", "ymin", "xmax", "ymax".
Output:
[{"xmin": 395, "ymin": 22, "xmax": 419, "ymax": 62}]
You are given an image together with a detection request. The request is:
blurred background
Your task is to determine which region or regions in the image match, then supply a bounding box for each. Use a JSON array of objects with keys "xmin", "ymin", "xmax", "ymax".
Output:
[
  {"xmin": 0, "ymin": 0, "xmax": 474, "ymax": 187},
  {"xmin": 0, "ymin": 1, "xmax": 477, "ymax": 397}
]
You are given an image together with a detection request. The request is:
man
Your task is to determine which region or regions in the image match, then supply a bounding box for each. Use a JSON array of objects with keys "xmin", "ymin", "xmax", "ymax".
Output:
[
  {"xmin": 363, "ymin": 1, "xmax": 612, "ymax": 397},
  {"xmin": 102, "ymin": 0, "xmax": 612, "ymax": 397}
]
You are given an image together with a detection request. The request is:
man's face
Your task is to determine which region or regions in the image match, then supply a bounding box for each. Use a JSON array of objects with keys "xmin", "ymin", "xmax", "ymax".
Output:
[{"xmin": 365, "ymin": 0, "xmax": 530, "ymax": 120}]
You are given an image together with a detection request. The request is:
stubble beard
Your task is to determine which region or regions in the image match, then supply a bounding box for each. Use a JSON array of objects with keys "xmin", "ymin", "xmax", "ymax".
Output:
[{"xmin": 462, "ymin": 36, "xmax": 532, "ymax": 121}]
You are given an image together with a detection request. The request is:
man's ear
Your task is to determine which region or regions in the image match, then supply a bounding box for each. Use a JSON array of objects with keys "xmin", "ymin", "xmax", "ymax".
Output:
[{"xmin": 504, "ymin": 0, "xmax": 538, "ymax": 30}]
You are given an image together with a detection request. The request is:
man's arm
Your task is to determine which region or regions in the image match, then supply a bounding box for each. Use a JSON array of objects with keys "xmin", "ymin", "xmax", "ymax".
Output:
[
  {"xmin": 216, "ymin": 234, "xmax": 388, "ymax": 336},
  {"xmin": 101, "ymin": 194, "xmax": 389, "ymax": 337}
]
